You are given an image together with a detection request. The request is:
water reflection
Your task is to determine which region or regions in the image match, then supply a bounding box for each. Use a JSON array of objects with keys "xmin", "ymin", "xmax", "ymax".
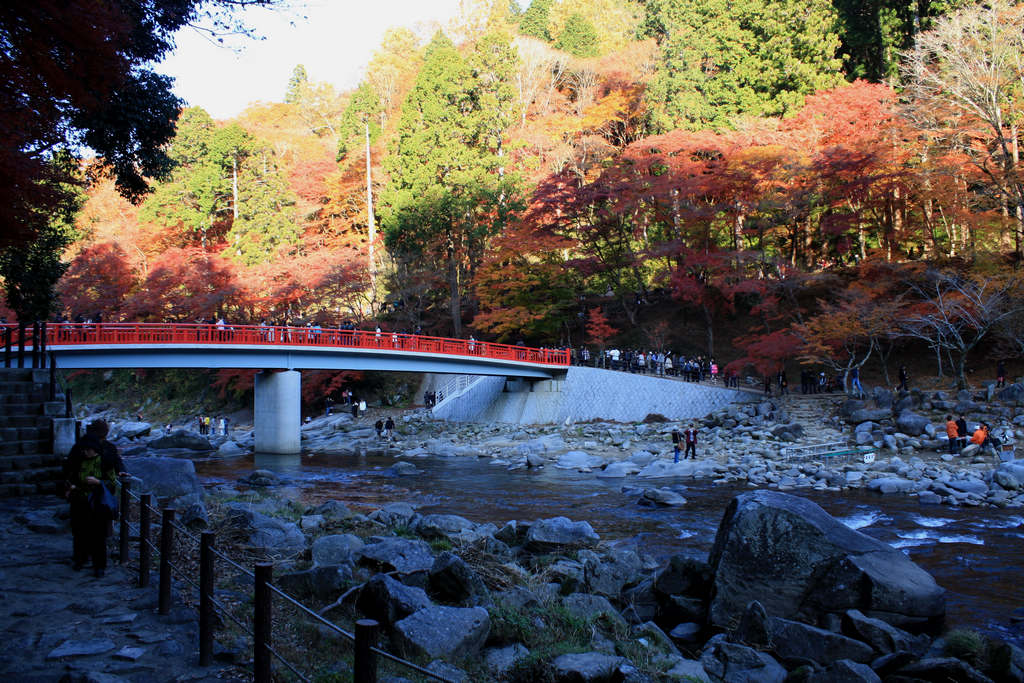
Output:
[{"xmin": 196, "ymin": 451, "xmax": 1024, "ymax": 647}]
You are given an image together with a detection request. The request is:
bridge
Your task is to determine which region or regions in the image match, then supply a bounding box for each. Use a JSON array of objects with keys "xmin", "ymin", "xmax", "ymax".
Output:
[{"xmin": 10, "ymin": 322, "xmax": 569, "ymax": 454}]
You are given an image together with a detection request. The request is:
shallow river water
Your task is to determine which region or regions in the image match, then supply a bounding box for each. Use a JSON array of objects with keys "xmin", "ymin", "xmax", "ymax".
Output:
[{"xmin": 196, "ymin": 451, "xmax": 1024, "ymax": 647}]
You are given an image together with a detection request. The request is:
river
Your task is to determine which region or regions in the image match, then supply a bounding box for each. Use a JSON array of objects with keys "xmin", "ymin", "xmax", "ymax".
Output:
[{"xmin": 196, "ymin": 450, "xmax": 1024, "ymax": 647}]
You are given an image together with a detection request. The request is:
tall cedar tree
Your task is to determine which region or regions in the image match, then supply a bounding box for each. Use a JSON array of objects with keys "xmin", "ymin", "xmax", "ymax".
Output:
[
  {"xmin": 381, "ymin": 31, "xmax": 520, "ymax": 336},
  {"xmin": 644, "ymin": 0, "xmax": 844, "ymax": 131}
]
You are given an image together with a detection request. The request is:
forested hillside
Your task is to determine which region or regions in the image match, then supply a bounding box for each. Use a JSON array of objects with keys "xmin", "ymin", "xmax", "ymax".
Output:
[{"xmin": 16, "ymin": 0, "xmax": 1024, "ymax": 392}]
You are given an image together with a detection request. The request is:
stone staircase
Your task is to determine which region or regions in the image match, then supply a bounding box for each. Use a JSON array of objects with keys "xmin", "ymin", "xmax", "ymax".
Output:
[{"xmin": 0, "ymin": 368, "xmax": 67, "ymax": 497}]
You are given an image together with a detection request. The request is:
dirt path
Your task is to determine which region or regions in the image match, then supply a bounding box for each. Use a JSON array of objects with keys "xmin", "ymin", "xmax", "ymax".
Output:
[{"xmin": 0, "ymin": 495, "xmax": 244, "ymax": 682}]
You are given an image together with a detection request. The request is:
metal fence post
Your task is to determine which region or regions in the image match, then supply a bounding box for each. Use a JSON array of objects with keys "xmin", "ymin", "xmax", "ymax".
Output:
[
  {"xmin": 48, "ymin": 351, "xmax": 56, "ymax": 400},
  {"xmin": 159, "ymin": 508, "xmax": 176, "ymax": 615},
  {"xmin": 119, "ymin": 477, "xmax": 130, "ymax": 564},
  {"xmin": 354, "ymin": 619, "xmax": 379, "ymax": 683},
  {"xmin": 139, "ymin": 494, "xmax": 151, "ymax": 588},
  {"xmin": 199, "ymin": 531, "xmax": 215, "ymax": 667},
  {"xmin": 254, "ymin": 562, "xmax": 273, "ymax": 683},
  {"xmin": 31, "ymin": 321, "xmax": 39, "ymax": 368},
  {"xmin": 17, "ymin": 321, "xmax": 25, "ymax": 368}
]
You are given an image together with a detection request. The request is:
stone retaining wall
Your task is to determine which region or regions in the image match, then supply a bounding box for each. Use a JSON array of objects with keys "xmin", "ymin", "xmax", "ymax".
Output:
[{"xmin": 432, "ymin": 366, "xmax": 751, "ymax": 424}]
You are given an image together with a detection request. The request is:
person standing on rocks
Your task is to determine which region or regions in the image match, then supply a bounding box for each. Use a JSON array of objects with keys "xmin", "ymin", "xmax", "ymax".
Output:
[
  {"xmin": 384, "ymin": 416, "xmax": 395, "ymax": 441},
  {"xmin": 671, "ymin": 428, "xmax": 681, "ymax": 463},
  {"xmin": 683, "ymin": 424, "xmax": 698, "ymax": 459},
  {"xmin": 997, "ymin": 360, "xmax": 1006, "ymax": 389},
  {"xmin": 898, "ymin": 365, "xmax": 909, "ymax": 391},
  {"xmin": 63, "ymin": 428, "xmax": 124, "ymax": 577},
  {"xmin": 945, "ymin": 415, "xmax": 959, "ymax": 455},
  {"xmin": 956, "ymin": 414, "xmax": 968, "ymax": 450},
  {"xmin": 850, "ymin": 366, "xmax": 864, "ymax": 399},
  {"xmin": 375, "ymin": 418, "xmax": 384, "ymax": 439}
]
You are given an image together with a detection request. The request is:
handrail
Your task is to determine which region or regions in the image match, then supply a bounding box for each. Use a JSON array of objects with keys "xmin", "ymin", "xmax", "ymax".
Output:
[
  {"xmin": 431, "ymin": 374, "xmax": 485, "ymax": 413},
  {"xmin": 122, "ymin": 486, "xmax": 453, "ymax": 682},
  {"xmin": 24, "ymin": 322, "xmax": 570, "ymax": 367}
]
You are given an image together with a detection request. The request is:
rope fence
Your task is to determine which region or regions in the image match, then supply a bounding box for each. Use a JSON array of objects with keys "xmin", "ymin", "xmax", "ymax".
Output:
[{"xmin": 120, "ymin": 481, "xmax": 452, "ymax": 682}]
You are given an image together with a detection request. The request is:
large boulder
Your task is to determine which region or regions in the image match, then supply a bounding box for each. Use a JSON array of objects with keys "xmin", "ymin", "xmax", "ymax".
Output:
[
  {"xmin": 580, "ymin": 549, "xmax": 643, "ymax": 599},
  {"xmin": 766, "ymin": 616, "xmax": 874, "ymax": 666},
  {"xmin": 368, "ymin": 502, "xmax": 418, "ymax": 528},
  {"xmin": 393, "ymin": 606, "xmax": 489, "ymax": 660},
  {"xmin": 428, "ymin": 552, "xmax": 489, "ymax": 605},
  {"xmin": 416, "ymin": 514, "xmax": 476, "ymax": 540},
  {"xmin": 312, "ymin": 533, "xmax": 364, "ymax": 567},
  {"xmin": 277, "ymin": 565, "xmax": 352, "ymax": 601},
  {"xmin": 707, "ymin": 491, "xmax": 945, "ymax": 630},
  {"xmin": 849, "ymin": 408, "xmax": 892, "ymax": 425},
  {"xmin": 700, "ymin": 634, "xmax": 786, "ymax": 683},
  {"xmin": 113, "ymin": 421, "xmax": 151, "ymax": 440},
  {"xmin": 555, "ymin": 451, "xmax": 606, "ymax": 471},
  {"xmin": 123, "ymin": 456, "xmax": 202, "ymax": 499},
  {"xmin": 550, "ymin": 652, "xmax": 626, "ymax": 682},
  {"xmin": 997, "ymin": 383, "xmax": 1024, "ymax": 402},
  {"xmin": 359, "ymin": 537, "xmax": 435, "ymax": 575},
  {"xmin": 356, "ymin": 574, "xmax": 431, "ymax": 627},
  {"xmin": 221, "ymin": 504, "xmax": 305, "ymax": 558},
  {"xmin": 895, "ymin": 411, "xmax": 930, "ymax": 437},
  {"xmin": 524, "ymin": 517, "xmax": 599, "ymax": 553},
  {"xmin": 147, "ymin": 429, "xmax": 212, "ymax": 451}
]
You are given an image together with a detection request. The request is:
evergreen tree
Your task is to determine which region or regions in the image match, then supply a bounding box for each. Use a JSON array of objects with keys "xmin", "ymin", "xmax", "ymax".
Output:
[
  {"xmin": 554, "ymin": 13, "xmax": 600, "ymax": 57},
  {"xmin": 646, "ymin": 0, "xmax": 844, "ymax": 131},
  {"xmin": 336, "ymin": 82, "xmax": 383, "ymax": 160},
  {"xmin": 228, "ymin": 153, "xmax": 300, "ymax": 265},
  {"xmin": 140, "ymin": 107, "xmax": 300, "ymax": 262},
  {"xmin": 382, "ymin": 31, "xmax": 520, "ymax": 336},
  {"xmin": 285, "ymin": 64, "xmax": 308, "ymax": 104},
  {"xmin": 519, "ymin": 0, "xmax": 553, "ymax": 41},
  {"xmin": 833, "ymin": 0, "xmax": 960, "ymax": 81},
  {"xmin": 0, "ymin": 151, "xmax": 82, "ymax": 321}
]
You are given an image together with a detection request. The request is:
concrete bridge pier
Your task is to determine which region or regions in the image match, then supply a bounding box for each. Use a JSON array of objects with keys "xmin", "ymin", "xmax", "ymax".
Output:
[{"xmin": 254, "ymin": 370, "xmax": 301, "ymax": 454}]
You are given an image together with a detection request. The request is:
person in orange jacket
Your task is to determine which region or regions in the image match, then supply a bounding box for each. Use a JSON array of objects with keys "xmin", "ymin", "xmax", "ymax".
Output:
[
  {"xmin": 971, "ymin": 423, "xmax": 1000, "ymax": 454},
  {"xmin": 945, "ymin": 415, "xmax": 959, "ymax": 455}
]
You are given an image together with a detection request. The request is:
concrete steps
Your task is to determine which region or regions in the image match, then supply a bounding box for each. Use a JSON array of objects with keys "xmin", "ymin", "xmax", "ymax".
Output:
[{"xmin": 0, "ymin": 368, "xmax": 65, "ymax": 498}]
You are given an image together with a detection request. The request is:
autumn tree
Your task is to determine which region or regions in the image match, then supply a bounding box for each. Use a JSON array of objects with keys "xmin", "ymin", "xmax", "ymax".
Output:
[
  {"xmin": 0, "ymin": 0, "xmax": 281, "ymax": 320},
  {"xmin": 899, "ymin": 270, "xmax": 1022, "ymax": 389},
  {"xmin": 586, "ymin": 307, "xmax": 618, "ymax": 357},
  {"xmin": 57, "ymin": 242, "xmax": 136, "ymax": 319},
  {"xmin": 901, "ymin": 0, "xmax": 1024, "ymax": 258}
]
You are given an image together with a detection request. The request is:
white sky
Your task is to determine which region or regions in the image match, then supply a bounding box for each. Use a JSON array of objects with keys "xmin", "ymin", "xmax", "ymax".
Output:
[{"xmin": 156, "ymin": 0, "xmax": 470, "ymax": 120}]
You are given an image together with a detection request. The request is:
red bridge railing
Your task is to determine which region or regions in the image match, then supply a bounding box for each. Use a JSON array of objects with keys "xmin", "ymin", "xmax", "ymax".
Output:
[{"xmin": 31, "ymin": 322, "xmax": 570, "ymax": 367}]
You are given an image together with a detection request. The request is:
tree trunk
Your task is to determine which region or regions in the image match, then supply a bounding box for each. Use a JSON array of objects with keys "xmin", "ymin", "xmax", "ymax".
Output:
[
  {"xmin": 232, "ymin": 157, "xmax": 239, "ymax": 222},
  {"xmin": 448, "ymin": 243, "xmax": 460, "ymax": 338}
]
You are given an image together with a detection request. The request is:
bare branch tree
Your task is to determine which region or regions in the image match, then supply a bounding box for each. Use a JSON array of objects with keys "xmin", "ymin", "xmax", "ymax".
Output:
[
  {"xmin": 899, "ymin": 271, "xmax": 1022, "ymax": 389},
  {"xmin": 900, "ymin": 0, "xmax": 1024, "ymax": 257}
]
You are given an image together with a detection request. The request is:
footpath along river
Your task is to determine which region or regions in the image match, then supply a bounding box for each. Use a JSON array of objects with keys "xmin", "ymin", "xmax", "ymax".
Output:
[{"xmin": 196, "ymin": 451, "xmax": 1024, "ymax": 648}]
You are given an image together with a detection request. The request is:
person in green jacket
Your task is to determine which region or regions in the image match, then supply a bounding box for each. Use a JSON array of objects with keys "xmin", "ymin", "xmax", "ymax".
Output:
[{"xmin": 64, "ymin": 424, "xmax": 123, "ymax": 577}]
